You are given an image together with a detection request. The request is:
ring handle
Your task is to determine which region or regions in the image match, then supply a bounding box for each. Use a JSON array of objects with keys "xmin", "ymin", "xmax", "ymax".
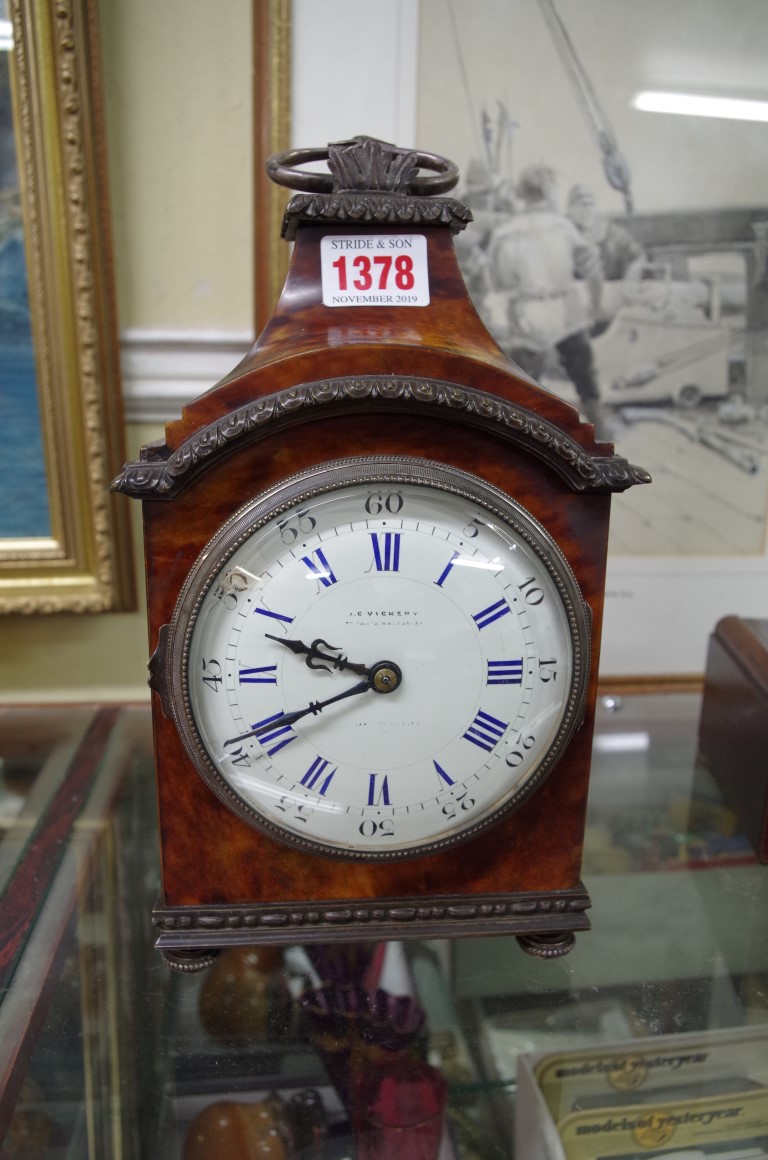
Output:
[
  {"xmin": 266, "ymin": 136, "xmax": 459, "ymax": 197},
  {"xmin": 266, "ymin": 146, "xmax": 339, "ymax": 193}
]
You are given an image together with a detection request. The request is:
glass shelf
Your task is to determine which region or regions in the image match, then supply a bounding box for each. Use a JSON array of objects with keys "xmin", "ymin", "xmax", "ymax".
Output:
[
  {"xmin": 0, "ymin": 707, "xmax": 97, "ymax": 897},
  {"xmin": 0, "ymin": 694, "xmax": 766, "ymax": 1158}
]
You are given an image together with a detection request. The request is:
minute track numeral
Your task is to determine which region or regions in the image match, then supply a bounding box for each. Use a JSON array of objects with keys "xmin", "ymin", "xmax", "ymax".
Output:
[
  {"xmin": 364, "ymin": 491, "xmax": 404, "ymax": 516},
  {"xmin": 359, "ymin": 817, "xmax": 395, "ymax": 838},
  {"xmin": 213, "ymin": 568, "xmax": 251, "ymax": 609},
  {"xmin": 201, "ymin": 658, "xmax": 223, "ymax": 691},
  {"xmin": 519, "ymin": 576, "xmax": 545, "ymax": 605},
  {"xmin": 226, "ymin": 744, "xmax": 251, "ymax": 768},
  {"xmin": 442, "ymin": 789, "xmax": 475, "ymax": 820},
  {"xmin": 277, "ymin": 509, "xmax": 317, "ymax": 544}
]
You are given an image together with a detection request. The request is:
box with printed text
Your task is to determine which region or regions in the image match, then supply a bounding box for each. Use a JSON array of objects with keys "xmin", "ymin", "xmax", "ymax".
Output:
[{"xmin": 515, "ymin": 1025, "xmax": 768, "ymax": 1159}]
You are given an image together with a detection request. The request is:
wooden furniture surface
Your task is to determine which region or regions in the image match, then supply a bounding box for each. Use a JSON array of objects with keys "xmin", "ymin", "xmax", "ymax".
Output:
[{"xmin": 699, "ymin": 616, "xmax": 768, "ymax": 863}]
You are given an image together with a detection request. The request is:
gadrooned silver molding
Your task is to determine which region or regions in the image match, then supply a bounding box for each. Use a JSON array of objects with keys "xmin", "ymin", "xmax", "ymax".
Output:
[
  {"xmin": 111, "ymin": 375, "xmax": 652, "ymax": 499},
  {"xmin": 152, "ymin": 884, "xmax": 592, "ymax": 964}
]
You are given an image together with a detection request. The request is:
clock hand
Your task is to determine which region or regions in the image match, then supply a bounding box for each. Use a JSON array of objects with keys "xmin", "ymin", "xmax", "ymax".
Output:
[
  {"xmin": 223, "ymin": 659, "xmax": 402, "ymax": 749},
  {"xmin": 223, "ymin": 678, "xmax": 372, "ymax": 749},
  {"xmin": 264, "ymin": 632, "xmax": 371, "ymax": 677}
]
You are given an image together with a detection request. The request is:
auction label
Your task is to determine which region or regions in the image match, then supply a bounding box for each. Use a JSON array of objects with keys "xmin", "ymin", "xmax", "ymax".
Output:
[{"xmin": 321, "ymin": 235, "xmax": 429, "ymax": 306}]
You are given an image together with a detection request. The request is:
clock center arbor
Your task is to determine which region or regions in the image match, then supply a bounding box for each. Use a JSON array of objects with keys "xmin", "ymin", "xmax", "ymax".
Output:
[{"xmin": 112, "ymin": 136, "xmax": 649, "ymax": 970}]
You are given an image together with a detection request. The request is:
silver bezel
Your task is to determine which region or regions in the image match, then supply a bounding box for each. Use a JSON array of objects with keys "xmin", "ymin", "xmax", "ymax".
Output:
[{"xmin": 165, "ymin": 457, "xmax": 591, "ymax": 861}]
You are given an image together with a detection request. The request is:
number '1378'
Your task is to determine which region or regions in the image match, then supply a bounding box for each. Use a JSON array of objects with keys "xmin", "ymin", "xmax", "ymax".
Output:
[{"xmin": 331, "ymin": 254, "xmax": 415, "ymax": 291}]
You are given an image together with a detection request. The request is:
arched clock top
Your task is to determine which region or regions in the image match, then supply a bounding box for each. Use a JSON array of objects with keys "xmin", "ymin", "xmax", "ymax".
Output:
[
  {"xmin": 150, "ymin": 136, "xmax": 641, "ymax": 451},
  {"xmin": 111, "ymin": 375, "xmax": 650, "ymax": 500}
]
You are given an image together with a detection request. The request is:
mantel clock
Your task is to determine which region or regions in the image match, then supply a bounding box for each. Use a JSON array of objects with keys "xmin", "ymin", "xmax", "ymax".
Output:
[{"xmin": 113, "ymin": 136, "xmax": 649, "ymax": 970}]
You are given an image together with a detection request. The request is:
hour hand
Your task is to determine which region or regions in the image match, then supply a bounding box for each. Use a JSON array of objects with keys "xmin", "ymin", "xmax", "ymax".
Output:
[{"xmin": 264, "ymin": 633, "xmax": 371, "ymax": 678}]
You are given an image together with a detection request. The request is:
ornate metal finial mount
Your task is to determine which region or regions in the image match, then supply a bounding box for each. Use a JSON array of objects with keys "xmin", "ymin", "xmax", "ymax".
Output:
[
  {"xmin": 266, "ymin": 135, "xmax": 472, "ymax": 238},
  {"xmin": 267, "ymin": 135, "xmax": 459, "ymax": 196},
  {"xmin": 329, "ymin": 136, "xmax": 425, "ymax": 193}
]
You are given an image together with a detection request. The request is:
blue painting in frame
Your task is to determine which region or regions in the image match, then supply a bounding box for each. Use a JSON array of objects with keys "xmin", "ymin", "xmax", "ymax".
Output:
[{"xmin": 0, "ymin": 13, "xmax": 51, "ymax": 539}]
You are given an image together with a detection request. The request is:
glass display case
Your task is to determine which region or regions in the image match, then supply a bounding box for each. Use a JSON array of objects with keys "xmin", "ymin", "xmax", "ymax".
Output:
[{"xmin": 1, "ymin": 694, "xmax": 766, "ymax": 1159}]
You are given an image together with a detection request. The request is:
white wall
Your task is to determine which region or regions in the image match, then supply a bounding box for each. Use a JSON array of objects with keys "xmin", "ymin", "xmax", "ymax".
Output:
[{"xmin": 291, "ymin": 0, "xmax": 418, "ymax": 149}]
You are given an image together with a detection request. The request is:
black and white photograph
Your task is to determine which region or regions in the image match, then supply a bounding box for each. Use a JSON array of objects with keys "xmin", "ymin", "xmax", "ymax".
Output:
[{"xmin": 411, "ymin": 0, "xmax": 768, "ymax": 674}]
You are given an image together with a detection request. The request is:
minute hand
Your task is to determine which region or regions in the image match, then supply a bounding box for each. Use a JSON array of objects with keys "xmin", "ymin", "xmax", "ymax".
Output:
[{"xmin": 223, "ymin": 679, "xmax": 371, "ymax": 748}]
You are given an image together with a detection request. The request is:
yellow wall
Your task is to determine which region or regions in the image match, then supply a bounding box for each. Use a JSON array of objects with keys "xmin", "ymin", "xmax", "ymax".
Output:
[
  {"xmin": 0, "ymin": 424, "xmax": 162, "ymax": 703},
  {"xmin": 99, "ymin": 0, "xmax": 253, "ymax": 331},
  {"xmin": 1, "ymin": 1, "xmax": 252, "ymax": 703}
]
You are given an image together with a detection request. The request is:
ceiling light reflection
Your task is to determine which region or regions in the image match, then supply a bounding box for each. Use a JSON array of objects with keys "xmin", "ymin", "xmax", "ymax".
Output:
[
  {"xmin": 454, "ymin": 557, "xmax": 504, "ymax": 571},
  {"xmin": 633, "ymin": 90, "xmax": 768, "ymax": 123},
  {"xmin": 594, "ymin": 731, "xmax": 650, "ymax": 754}
]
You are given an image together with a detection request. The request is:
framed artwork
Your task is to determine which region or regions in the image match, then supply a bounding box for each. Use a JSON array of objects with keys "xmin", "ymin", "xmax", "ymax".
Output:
[
  {"xmin": 0, "ymin": 0, "xmax": 133, "ymax": 613},
  {"xmin": 268, "ymin": 0, "xmax": 768, "ymax": 679},
  {"xmin": 253, "ymin": 0, "xmax": 292, "ymax": 333},
  {"xmin": 414, "ymin": 0, "xmax": 768, "ymax": 680}
]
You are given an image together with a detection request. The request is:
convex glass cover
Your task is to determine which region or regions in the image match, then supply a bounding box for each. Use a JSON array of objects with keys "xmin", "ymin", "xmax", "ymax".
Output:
[{"xmin": 166, "ymin": 458, "xmax": 590, "ymax": 859}]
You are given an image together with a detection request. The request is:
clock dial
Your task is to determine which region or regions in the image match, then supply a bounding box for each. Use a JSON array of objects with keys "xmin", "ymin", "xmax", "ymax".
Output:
[{"xmin": 167, "ymin": 458, "xmax": 590, "ymax": 859}]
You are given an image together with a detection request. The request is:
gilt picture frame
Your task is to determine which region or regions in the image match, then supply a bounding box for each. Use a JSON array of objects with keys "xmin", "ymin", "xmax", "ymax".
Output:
[
  {"xmin": 0, "ymin": 0, "xmax": 134, "ymax": 613},
  {"xmin": 253, "ymin": 0, "xmax": 292, "ymax": 334}
]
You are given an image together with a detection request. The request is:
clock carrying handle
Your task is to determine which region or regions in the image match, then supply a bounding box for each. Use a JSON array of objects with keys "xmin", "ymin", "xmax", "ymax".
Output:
[{"xmin": 266, "ymin": 135, "xmax": 459, "ymax": 196}]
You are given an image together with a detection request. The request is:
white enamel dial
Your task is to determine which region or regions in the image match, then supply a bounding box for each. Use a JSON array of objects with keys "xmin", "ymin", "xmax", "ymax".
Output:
[{"xmin": 167, "ymin": 458, "xmax": 589, "ymax": 859}]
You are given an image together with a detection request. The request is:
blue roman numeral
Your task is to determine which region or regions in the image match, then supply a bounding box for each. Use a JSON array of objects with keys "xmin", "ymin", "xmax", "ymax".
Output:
[
  {"xmin": 370, "ymin": 532, "xmax": 401, "ymax": 572},
  {"xmin": 472, "ymin": 598, "xmax": 511, "ymax": 630},
  {"xmin": 254, "ymin": 606, "xmax": 294, "ymax": 626},
  {"xmin": 462, "ymin": 709, "xmax": 509, "ymax": 753},
  {"xmin": 238, "ymin": 665, "xmax": 278, "ymax": 685},
  {"xmin": 486, "ymin": 659, "xmax": 524, "ymax": 685},
  {"xmin": 434, "ymin": 550, "xmax": 460, "ymax": 588},
  {"xmin": 300, "ymin": 756, "xmax": 336, "ymax": 796},
  {"xmin": 433, "ymin": 760, "xmax": 455, "ymax": 787},
  {"xmin": 301, "ymin": 547, "xmax": 337, "ymax": 588},
  {"xmin": 367, "ymin": 773, "xmax": 390, "ymax": 805},
  {"xmin": 251, "ymin": 711, "xmax": 297, "ymax": 756}
]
